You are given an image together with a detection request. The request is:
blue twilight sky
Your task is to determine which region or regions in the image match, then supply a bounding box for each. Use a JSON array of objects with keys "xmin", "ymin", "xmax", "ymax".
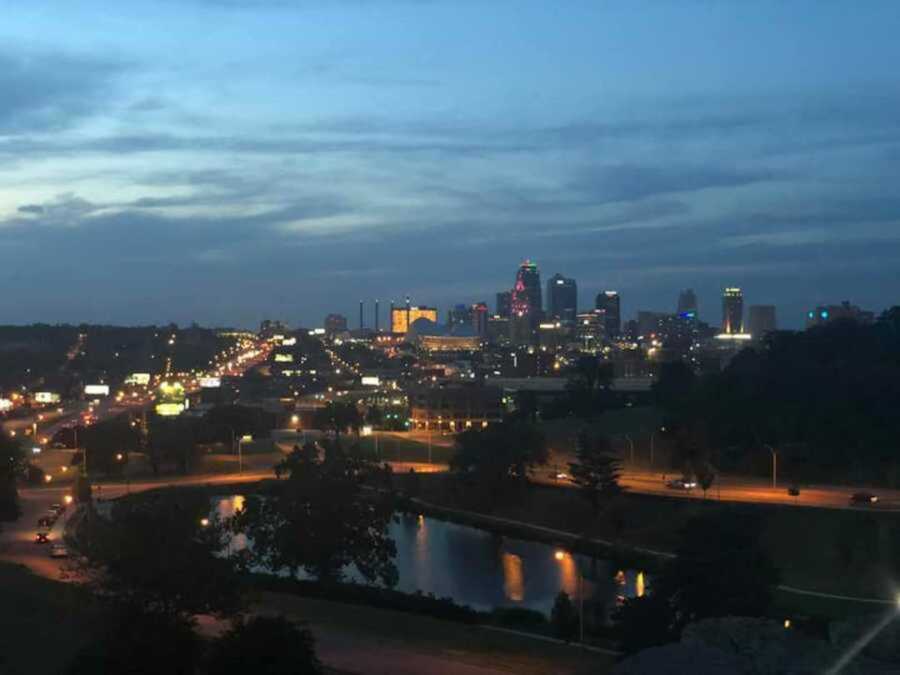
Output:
[{"xmin": 1, "ymin": 1, "xmax": 899, "ymax": 329}]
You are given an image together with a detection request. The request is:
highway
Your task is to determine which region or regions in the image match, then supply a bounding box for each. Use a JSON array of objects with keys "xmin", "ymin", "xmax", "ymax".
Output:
[{"xmin": 538, "ymin": 464, "xmax": 900, "ymax": 512}]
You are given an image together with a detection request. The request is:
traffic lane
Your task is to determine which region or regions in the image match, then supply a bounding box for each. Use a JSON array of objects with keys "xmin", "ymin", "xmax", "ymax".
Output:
[
  {"xmin": 1, "ymin": 485, "xmax": 75, "ymax": 579},
  {"xmin": 535, "ymin": 468, "xmax": 900, "ymax": 511}
]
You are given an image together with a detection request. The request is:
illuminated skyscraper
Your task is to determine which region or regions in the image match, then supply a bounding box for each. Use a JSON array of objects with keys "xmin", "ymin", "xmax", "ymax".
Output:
[
  {"xmin": 471, "ymin": 302, "xmax": 489, "ymax": 335},
  {"xmin": 595, "ymin": 291, "xmax": 621, "ymax": 338},
  {"xmin": 511, "ymin": 260, "xmax": 542, "ymax": 318},
  {"xmin": 722, "ymin": 287, "xmax": 744, "ymax": 334},
  {"xmin": 547, "ymin": 273, "xmax": 577, "ymax": 321}
]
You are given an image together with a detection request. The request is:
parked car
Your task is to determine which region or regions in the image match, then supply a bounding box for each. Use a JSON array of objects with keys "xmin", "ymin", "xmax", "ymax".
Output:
[
  {"xmin": 35, "ymin": 530, "xmax": 50, "ymax": 544},
  {"xmin": 667, "ymin": 477, "xmax": 698, "ymax": 490},
  {"xmin": 850, "ymin": 492, "xmax": 878, "ymax": 505},
  {"xmin": 49, "ymin": 503, "xmax": 66, "ymax": 515},
  {"xmin": 37, "ymin": 516, "xmax": 54, "ymax": 528},
  {"xmin": 49, "ymin": 543, "xmax": 69, "ymax": 558}
]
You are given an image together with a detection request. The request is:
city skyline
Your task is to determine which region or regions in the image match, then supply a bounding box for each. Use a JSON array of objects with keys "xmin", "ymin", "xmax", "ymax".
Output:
[{"xmin": 2, "ymin": 2, "xmax": 899, "ymax": 328}]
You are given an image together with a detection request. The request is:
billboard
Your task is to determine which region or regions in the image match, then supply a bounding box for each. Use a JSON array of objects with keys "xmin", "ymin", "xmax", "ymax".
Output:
[
  {"xmin": 125, "ymin": 373, "xmax": 151, "ymax": 386},
  {"xmin": 274, "ymin": 353, "xmax": 294, "ymax": 363},
  {"xmin": 155, "ymin": 402, "xmax": 185, "ymax": 417},
  {"xmin": 361, "ymin": 376, "xmax": 381, "ymax": 387},
  {"xmin": 84, "ymin": 384, "xmax": 110, "ymax": 397},
  {"xmin": 281, "ymin": 337, "xmax": 297, "ymax": 346},
  {"xmin": 199, "ymin": 377, "xmax": 221, "ymax": 389},
  {"xmin": 34, "ymin": 392, "xmax": 60, "ymax": 404},
  {"xmin": 0, "ymin": 398, "xmax": 12, "ymax": 412}
]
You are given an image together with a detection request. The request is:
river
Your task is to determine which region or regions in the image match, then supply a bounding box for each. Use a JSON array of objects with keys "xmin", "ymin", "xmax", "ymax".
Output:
[{"xmin": 215, "ymin": 495, "xmax": 646, "ymax": 616}]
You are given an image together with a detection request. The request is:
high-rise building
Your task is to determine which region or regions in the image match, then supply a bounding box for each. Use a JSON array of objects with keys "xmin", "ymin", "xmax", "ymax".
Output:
[
  {"xmin": 677, "ymin": 289, "xmax": 698, "ymax": 318},
  {"xmin": 324, "ymin": 314, "xmax": 347, "ymax": 336},
  {"xmin": 748, "ymin": 305, "xmax": 776, "ymax": 338},
  {"xmin": 721, "ymin": 288, "xmax": 744, "ymax": 334},
  {"xmin": 805, "ymin": 301, "xmax": 874, "ymax": 329},
  {"xmin": 471, "ymin": 302, "xmax": 489, "ymax": 336},
  {"xmin": 595, "ymin": 291, "xmax": 621, "ymax": 338},
  {"xmin": 496, "ymin": 291, "xmax": 512, "ymax": 318},
  {"xmin": 448, "ymin": 304, "xmax": 472, "ymax": 329},
  {"xmin": 511, "ymin": 261, "xmax": 542, "ymax": 318},
  {"xmin": 391, "ymin": 306, "xmax": 438, "ymax": 334},
  {"xmin": 546, "ymin": 273, "xmax": 577, "ymax": 322},
  {"xmin": 575, "ymin": 311, "xmax": 605, "ymax": 347}
]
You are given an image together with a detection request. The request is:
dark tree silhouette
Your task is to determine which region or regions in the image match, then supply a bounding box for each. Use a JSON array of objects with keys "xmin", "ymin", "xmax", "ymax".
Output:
[
  {"xmin": 205, "ymin": 615, "xmax": 322, "ymax": 675},
  {"xmin": 568, "ymin": 429, "xmax": 622, "ymax": 516}
]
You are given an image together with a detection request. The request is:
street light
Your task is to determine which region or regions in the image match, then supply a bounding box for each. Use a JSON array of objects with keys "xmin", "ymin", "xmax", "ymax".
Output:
[{"xmin": 765, "ymin": 444, "xmax": 777, "ymax": 489}]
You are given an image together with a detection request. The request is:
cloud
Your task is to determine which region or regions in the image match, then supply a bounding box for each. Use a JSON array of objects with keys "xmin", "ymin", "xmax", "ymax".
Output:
[
  {"xmin": 0, "ymin": 49, "xmax": 126, "ymax": 133},
  {"xmin": 572, "ymin": 164, "xmax": 779, "ymax": 204},
  {"xmin": 17, "ymin": 204, "xmax": 44, "ymax": 215}
]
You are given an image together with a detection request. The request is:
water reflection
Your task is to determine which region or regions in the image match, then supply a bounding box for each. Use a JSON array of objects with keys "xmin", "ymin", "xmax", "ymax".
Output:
[
  {"xmin": 502, "ymin": 553, "xmax": 524, "ymax": 601},
  {"xmin": 214, "ymin": 497, "xmax": 645, "ymax": 615}
]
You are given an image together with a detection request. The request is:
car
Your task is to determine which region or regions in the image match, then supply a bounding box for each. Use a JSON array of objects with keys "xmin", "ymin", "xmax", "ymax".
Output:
[
  {"xmin": 787, "ymin": 485, "xmax": 801, "ymax": 497},
  {"xmin": 35, "ymin": 530, "xmax": 50, "ymax": 544},
  {"xmin": 49, "ymin": 503, "xmax": 66, "ymax": 515},
  {"xmin": 37, "ymin": 516, "xmax": 54, "ymax": 528},
  {"xmin": 554, "ymin": 472, "xmax": 570, "ymax": 481},
  {"xmin": 49, "ymin": 543, "xmax": 69, "ymax": 558},
  {"xmin": 850, "ymin": 492, "xmax": 879, "ymax": 505},
  {"xmin": 667, "ymin": 477, "xmax": 698, "ymax": 490}
]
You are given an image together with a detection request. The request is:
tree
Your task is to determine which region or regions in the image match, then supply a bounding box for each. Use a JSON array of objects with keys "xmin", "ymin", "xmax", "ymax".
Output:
[
  {"xmin": 614, "ymin": 593, "xmax": 677, "ymax": 655},
  {"xmin": 550, "ymin": 591, "xmax": 579, "ymax": 642},
  {"xmin": 696, "ymin": 462, "xmax": 716, "ymax": 499},
  {"xmin": 451, "ymin": 421, "xmax": 548, "ymax": 505},
  {"xmin": 79, "ymin": 415, "xmax": 140, "ymax": 476},
  {"xmin": 568, "ymin": 430, "xmax": 622, "ymax": 516},
  {"xmin": 313, "ymin": 401, "xmax": 362, "ymax": 439},
  {"xmin": 74, "ymin": 489, "xmax": 241, "ymax": 618},
  {"xmin": 66, "ymin": 608, "xmax": 201, "ymax": 675},
  {"xmin": 205, "ymin": 615, "xmax": 322, "ymax": 675},
  {"xmin": 657, "ymin": 510, "xmax": 780, "ymax": 628},
  {"xmin": 231, "ymin": 445, "xmax": 397, "ymax": 585},
  {"xmin": 0, "ymin": 428, "xmax": 24, "ymax": 521},
  {"xmin": 565, "ymin": 356, "xmax": 613, "ymax": 419}
]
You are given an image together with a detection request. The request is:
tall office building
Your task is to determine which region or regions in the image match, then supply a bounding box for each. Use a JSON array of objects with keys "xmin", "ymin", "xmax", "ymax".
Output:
[
  {"xmin": 448, "ymin": 304, "xmax": 472, "ymax": 329},
  {"xmin": 546, "ymin": 273, "xmax": 577, "ymax": 321},
  {"xmin": 496, "ymin": 291, "xmax": 512, "ymax": 318},
  {"xmin": 677, "ymin": 288, "xmax": 698, "ymax": 318},
  {"xmin": 324, "ymin": 314, "xmax": 347, "ymax": 336},
  {"xmin": 748, "ymin": 305, "xmax": 776, "ymax": 337},
  {"xmin": 595, "ymin": 291, "xmax": 621, "ymax": 338},
  {"xmin": 471, "ymin": 302, "xmax": 489, "ymax": 336},
  {"xmin": 511, "ymin": 260, "xmax": 542, "ymax": 318},
  {"xmin": 721, "ymin": 287, "xmax": 744, "ymax": 334}
]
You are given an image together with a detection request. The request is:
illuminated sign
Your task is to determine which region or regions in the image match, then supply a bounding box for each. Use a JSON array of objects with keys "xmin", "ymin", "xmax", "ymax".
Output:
[
  {"xmin": 361, "ymin": 376, "xmax": 380, "ymax": 387},
  {"xmin": 714, "ymin": 333, "xmax": 753, "ymax": 341},
  {"xmin": 281, "ymin": 337, "xmax": 297, "ymax": 346},
  {"xmin": 199, "ymin": 377, "xmax": 221, "ymax": 388},
  {"xmin": 308, "ymin": 328, "xmax": 325, "ymax": 336},
  {"xmin": 274, "ymin": 353, "xmax": 294, "ymax": 363},
  {"xmin": 0, "ymin": 398, "xmax": 12, "ymax": 412},
  {"xmin": 155, "ymin": 402, "xmax": 185, "ymax": 416},
  {"xmin": 84, "ymin": 384, "xmax": 110, "ymax": 396},
  {"xmin": 34, "ymin": 392, "xmax": 60, "ymax": 404},
  {"xmin": 125, "ymin": 373, "xmax": 151, "ymax": 386}
]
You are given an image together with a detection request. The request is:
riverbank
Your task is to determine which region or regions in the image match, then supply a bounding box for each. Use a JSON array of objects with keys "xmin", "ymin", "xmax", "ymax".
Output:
[{"xmin": 406, "ymin": 473, "xmax": 900, "ymax": 617}]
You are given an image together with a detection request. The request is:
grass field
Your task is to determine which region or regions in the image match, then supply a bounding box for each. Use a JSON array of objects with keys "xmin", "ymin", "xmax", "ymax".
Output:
[
  {"xmin": 355, "ymin": 434, "xmax": 456, "ymax": 465},
  {"xmin": 259, "ymin": 591, "xmax": 615, "ymax": 675},
  {"xmin": 0, "ymin": 562, "xmax": 98, "ymax": 675},
  {"xmin": 539, "ymin": 406, "xmax": 665, "ymax": 454}
]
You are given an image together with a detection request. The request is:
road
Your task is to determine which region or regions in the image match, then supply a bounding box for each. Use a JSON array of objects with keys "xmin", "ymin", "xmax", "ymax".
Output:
[{"xmin": 538, "ymin": 465, "xmax": 900, "ymax": 511}]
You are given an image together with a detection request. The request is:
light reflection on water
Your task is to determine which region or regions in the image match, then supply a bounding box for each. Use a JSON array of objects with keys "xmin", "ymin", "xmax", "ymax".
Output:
[{"xmin": 214, "ymin": 497, "xmax": 645, "ymax": 614}]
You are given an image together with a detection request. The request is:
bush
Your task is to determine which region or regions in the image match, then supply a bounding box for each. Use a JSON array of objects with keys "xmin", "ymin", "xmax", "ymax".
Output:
[
  {"xmin": 251, "ymin": 575, "xmax": 483, "ymax": 624},
  {"xmin": 489, "ymin": 607, "xmax": 548, "ymax": 631}
]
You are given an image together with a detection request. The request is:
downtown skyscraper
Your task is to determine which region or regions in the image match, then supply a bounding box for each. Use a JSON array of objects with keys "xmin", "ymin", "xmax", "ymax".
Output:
[{"xmin": 546, "ymin": 273, "xmax": 577, "ymax": 322}]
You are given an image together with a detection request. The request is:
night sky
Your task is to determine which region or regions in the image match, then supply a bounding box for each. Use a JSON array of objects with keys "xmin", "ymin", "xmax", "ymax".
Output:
[{"xmin": 2, "ymin": 1, "xmax": 899, "ymax": 329}]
